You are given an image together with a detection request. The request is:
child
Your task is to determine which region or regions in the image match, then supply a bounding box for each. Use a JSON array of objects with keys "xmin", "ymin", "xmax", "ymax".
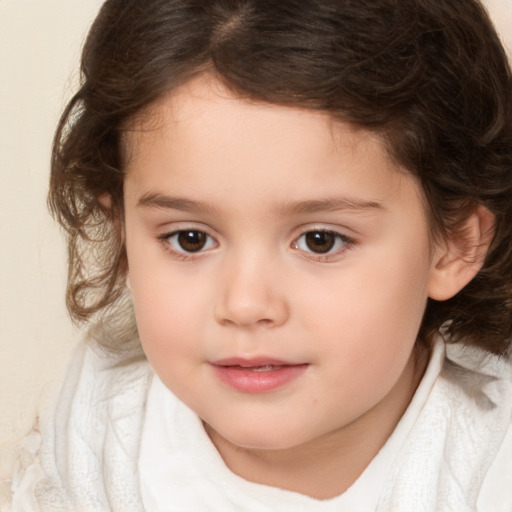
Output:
[{"xmin": 9, "ymin": 0, "xmax": 512, "ymax": 510}]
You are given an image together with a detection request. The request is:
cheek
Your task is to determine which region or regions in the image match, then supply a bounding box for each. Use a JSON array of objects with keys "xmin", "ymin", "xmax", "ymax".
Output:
[
  {"xmin": 131, "ymin": 282, "xmax": 208, "ymax": 400},
  {"xmin": 132, "ymin": 282, "xmax": 200, "ymax": 347},
  {"xmin": 301, "ymin": 238, "xmax": 432, "ymax": 373},
  {"xmin": 127, "ymin": 248, "xmax": 204, "ymax": 360}
]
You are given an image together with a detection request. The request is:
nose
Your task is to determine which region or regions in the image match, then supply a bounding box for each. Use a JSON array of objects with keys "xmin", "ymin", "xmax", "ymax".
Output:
[{"xmin": 214, "ymin": 254, "xmax": 289, "ymax": 329}]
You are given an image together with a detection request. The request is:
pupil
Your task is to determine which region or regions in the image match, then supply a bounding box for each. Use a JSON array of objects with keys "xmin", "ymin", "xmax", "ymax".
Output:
[
  {"xmin": 178, "ymin": 231, "xmax": 206, "ymax": 252},
  {"xmin": 305, "ymin": 231, "xmax": 335, "ymax": 253}
]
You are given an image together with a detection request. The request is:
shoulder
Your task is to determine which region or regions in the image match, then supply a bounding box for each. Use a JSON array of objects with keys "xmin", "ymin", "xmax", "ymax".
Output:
[
  {"xmin": 439, "ymin": 342, "xmax": 512, "ymax": 414},
  {"xmin": 441, "ymin": 342, "xmax": 512, "ymax": 511},
  {"xmin": 379, "ymin": 338, "xmax": 512, "ymax": 511},
  {"xmin": 478, "ymin": 422, "xmax": 512, "ymax": 512},
  {"xmin": 9, "ymin": 340, "xmax": 151, "ymax": 511},
  {"xmin": 2, "ymin": 428, "xmax": 43, "ymax": 512}
]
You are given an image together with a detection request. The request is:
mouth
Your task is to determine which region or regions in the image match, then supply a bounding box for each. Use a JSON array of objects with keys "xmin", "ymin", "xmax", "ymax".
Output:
[
  {"xmin": 209, "ymin": 358, "xmax": 309, "ymax": 393},
  {"xmin": 211, "ymin": 356, "xmax": 303, "ymax": 367},
  {"xmin": 241, "ymin": 364, "xmax": 283, "ymax": 372}
]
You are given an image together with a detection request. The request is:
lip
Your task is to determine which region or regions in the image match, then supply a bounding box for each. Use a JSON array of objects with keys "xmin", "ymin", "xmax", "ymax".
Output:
[{"xmin": 209, "ymin": 358, "xmax": 309, "ymax": 393}]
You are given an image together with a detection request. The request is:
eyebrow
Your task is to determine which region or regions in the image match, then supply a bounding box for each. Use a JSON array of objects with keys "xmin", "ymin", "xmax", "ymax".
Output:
[
  {"xmin": 277, "ymin": 197, "xmax": 385, "ymax": 215},
  {"xmin": 137, "ymin": 192, "xmax": 219, "ymax": 215},
  {"xmin": 137, "ymin": 192, "xmax": 385, "ymax": 216}
]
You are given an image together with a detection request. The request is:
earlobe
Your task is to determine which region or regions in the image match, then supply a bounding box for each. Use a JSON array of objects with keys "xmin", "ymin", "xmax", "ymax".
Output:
[
  {"xmin": 98, "ymin": 192, "xmax": 130, "ymax": 291},
  {"xmin": 98, "ymin": 193, "xmax": 112, "ymax": 210},
  {"xmin": 428, "ymin": 205, "xmax": 495, "ymax": 301}
]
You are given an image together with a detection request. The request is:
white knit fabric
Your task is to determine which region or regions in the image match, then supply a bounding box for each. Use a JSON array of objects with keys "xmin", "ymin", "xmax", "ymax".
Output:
[{"xmin": 7, "ymin": 337, "xmax": 512, "ymax": 511}]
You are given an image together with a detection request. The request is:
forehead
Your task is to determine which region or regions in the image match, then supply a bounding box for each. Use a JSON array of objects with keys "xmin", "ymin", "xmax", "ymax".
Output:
[
  {"xmin": 125, "ymin": 75, "xmax": 387, "ymax": 164},
  {"xmin": 123, "ymin": 75, "xmax": 423, "ymax": 219}
]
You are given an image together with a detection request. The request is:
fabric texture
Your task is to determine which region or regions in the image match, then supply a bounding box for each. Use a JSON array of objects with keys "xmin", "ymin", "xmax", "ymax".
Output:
[{"xmin": 6, "ymin": 337, "xmax": 512, "ymax": 511}]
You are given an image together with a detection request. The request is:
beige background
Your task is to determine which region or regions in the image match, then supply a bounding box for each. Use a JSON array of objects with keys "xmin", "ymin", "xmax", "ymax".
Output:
[
  {"xmin": 1, "ymin": 0, "xmax": 511, "ymax": 485},
  {"xmin": 0, "ymin": 0, "xmax": 104, "ymax": 482}
]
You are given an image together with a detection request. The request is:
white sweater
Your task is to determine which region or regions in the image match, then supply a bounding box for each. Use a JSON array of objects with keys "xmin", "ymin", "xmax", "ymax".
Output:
[{"xmin": 7, "ymin": 337, "xmax": 512, "ymax": 511}]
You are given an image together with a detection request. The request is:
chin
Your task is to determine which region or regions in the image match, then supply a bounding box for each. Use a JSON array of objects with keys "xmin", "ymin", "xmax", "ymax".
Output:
[{"xmin": 210, "ymin": 422, "xmax": 309, "ymax": 452}]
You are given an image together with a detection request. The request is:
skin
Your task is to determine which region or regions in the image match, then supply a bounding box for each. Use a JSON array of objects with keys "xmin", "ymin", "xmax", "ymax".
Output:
[{"xmin": 122, "ymin": 76, "xmax": 453, "ymax": 499}]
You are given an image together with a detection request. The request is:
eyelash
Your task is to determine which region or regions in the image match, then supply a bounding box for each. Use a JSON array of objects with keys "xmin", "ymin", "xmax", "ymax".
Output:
[
  {"xmin": 157, "ymin": 230, "xmax": 218, "ymax": 261},
  {"xmin": 157, "ymin": 228, "xmax": 355, "ymax": 262},
  {"xmin": 293, "ymin": 229, "xmax": 354, "ymax": 262}
]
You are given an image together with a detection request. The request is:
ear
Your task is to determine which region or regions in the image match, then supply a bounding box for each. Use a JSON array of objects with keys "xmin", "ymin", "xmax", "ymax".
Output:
[
  {"xmin": 428, "ymin": 205, "xmax": 495, "ymax": 301},
  {"xmin": 99, "ymin": 192, "xmax": 131, "ymax": 290},
  {"xmin": 98, "ymin": 192, "xmax": 112, "ymax": 210}
]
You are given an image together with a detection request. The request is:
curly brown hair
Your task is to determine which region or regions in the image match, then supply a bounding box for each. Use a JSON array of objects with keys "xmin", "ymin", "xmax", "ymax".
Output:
[{"xmin": 49, "ymin": 0, "xmax": 512, "ymax": 354}]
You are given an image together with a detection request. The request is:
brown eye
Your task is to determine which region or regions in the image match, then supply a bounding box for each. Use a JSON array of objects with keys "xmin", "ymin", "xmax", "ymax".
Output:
[
  {"xmin": 176, "ymin": 230, "xmax": 208, "ymax": 252},
  {"xmin": 161, "ymin": 229, "xmax": 217, "ymax": 256},
  {"xmin": 165, "ymin": 229, "xmax": 214, "ymax": 252},
  {"xmin": 304, "ymin": 231, "xmax": 336, "ymax": 253},
  {"xmin": 294, "ymin": 230, "xmax": 350, "ymax": 257}
]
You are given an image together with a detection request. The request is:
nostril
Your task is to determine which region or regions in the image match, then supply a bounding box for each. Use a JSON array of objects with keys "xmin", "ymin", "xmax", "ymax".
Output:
[
  {"xmin": 256, "ymin": 318, "xmax": 274, "ymax": 327},
  {"xmin": 218, "ymin": 317, "xmax": 274, "ymax": 328}
]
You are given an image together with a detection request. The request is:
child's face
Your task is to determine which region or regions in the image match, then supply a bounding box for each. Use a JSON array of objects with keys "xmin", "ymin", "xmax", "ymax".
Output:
[{"xmin": 124, "ymin": 76, "xmax": 437, "ymax": 453}]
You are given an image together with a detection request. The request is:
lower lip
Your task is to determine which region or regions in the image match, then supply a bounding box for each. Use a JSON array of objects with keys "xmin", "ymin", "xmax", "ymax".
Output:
[{"xmin": 210, "ymin": 364, "xmax": 308, "ymax": 393}]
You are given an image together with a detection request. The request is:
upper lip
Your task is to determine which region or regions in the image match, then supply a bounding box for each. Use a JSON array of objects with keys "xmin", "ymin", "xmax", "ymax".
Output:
[{"xmin": 210, "ymin": 357, "xmax": 304, "ymax": 368}]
